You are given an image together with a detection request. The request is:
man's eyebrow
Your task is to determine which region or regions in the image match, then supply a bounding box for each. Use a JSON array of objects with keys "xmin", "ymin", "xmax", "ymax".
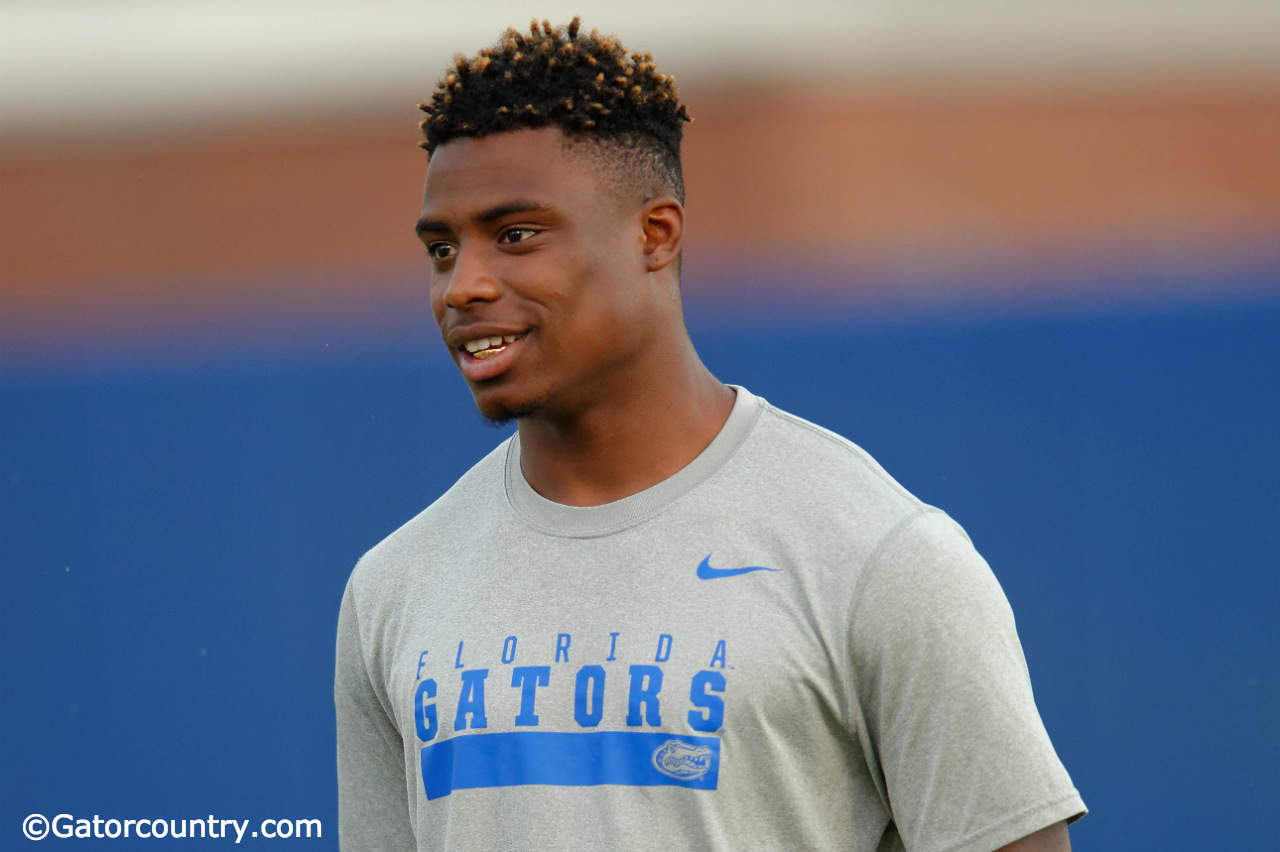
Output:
[
  {"xmin": 414, "ymin": 200, "xmax": 552, "ymax": 236},
  {"xmin": 414, "ymin": 216, "xmax": 448, "ymax": 236}
]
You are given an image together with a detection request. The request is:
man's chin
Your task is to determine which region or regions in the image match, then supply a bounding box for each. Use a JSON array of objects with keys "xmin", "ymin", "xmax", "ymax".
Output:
[{"xmin": 473, "ymin": 390, "xmax": 540, "ymax": 427}]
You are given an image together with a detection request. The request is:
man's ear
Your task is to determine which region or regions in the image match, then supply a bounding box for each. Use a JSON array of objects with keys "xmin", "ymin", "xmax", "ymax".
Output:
[{"xmin": 639, "ymin": 196, "xmax": 684, "ymax": 272}]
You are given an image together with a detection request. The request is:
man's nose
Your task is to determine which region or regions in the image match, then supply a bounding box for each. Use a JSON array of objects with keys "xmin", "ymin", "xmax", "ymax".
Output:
[{"xmin": 442, "ymin": 247, "xmax": 502, "ymax": 309}]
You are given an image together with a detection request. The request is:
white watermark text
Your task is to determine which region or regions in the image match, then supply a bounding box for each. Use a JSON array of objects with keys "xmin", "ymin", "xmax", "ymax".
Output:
[{"xmin": 22, "ymin": 813, "xmax": 322, "ymax": 843}]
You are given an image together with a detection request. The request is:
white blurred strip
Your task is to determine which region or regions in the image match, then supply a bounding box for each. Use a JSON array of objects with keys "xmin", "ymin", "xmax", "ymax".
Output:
[{"xmin": 3, "ymin": 0, "xmax": 1279, "ymax": 133}]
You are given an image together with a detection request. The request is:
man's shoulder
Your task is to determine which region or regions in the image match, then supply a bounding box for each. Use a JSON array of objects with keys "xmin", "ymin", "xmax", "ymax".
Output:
[
  {"xmin": 738, "ymin": 394, "xmax": 924, "ymax": 512},
  {"xmin": 348, "ymin": 435, "xmax": 512, "ymax": 589},
  {"xmin": 693, "ymin": 390, "xmax": 936, "ymax": 570}
]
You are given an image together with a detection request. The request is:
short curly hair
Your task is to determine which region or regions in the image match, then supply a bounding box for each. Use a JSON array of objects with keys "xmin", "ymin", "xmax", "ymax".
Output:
[{"xmin": 417, "ymin": 17, "xmax": 692, "ymax": 202}]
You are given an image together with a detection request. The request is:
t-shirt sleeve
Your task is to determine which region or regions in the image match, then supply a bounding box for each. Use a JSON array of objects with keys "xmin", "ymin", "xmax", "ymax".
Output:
[
  {"xmin": 335, "ymin": 574, "xmax": 416, "ymax": 851},
  {"xmin": 849, "ymin": 510, "xmax": 1086, "ymax": 852}
]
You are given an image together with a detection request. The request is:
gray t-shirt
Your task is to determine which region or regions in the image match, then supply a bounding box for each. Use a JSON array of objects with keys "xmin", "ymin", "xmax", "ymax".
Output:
[{"xmin": 336, "ymin": 386, "xmax": 1085, "ymax": 851}]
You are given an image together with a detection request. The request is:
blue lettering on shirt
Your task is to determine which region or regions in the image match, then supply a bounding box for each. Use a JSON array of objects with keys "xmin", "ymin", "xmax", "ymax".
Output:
[
  {"xmin": 454, "ymin": 669, "xmax": 489, "ymax": 731},
  {"xmin": 511, "ymin": 665, "xmax": 550, "ymax": 726}
]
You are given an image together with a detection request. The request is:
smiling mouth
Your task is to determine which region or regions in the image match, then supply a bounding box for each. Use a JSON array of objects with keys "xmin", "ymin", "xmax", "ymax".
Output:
[{"xmin": 461, "ymin": 333, "xmax": 524, "ymax": 360}]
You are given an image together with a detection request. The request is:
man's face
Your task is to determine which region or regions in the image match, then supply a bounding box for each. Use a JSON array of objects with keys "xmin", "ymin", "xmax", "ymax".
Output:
[{"xmin": 417, "ymin": 127, "xmax": 665, "ymax": 423}]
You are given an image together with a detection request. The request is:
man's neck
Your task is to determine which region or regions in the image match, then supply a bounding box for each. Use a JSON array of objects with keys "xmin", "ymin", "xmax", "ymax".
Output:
[{"xmin": 515, "ymin": 351, "xmax": 735, "ymax": 507}]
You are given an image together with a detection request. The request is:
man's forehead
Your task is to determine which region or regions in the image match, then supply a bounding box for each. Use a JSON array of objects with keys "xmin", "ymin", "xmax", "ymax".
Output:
[
  {"xmin": 425, "ymin": 128, "xmax": 577, "ymax": 185},
  {"xmin": 422, "ymin": 130, "xmax": 576, "ymax": 209},
  {"xmin": 420, "ymin": 128, "xmax": 626, "ymax": 223}
]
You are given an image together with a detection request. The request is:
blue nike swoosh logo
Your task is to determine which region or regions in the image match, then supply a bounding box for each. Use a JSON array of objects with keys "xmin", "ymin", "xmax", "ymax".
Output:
[{"xmin": 696, "ymin": 554, "xmax": 780, "ymax": 580}]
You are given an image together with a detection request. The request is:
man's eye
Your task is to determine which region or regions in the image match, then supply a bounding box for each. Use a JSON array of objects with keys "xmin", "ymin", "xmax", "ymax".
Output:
[
  {"xmin": 426, "ymin": 242, "xmax": 456, "ymax": 261},
  {"xmin": 500, "ymin": 228, "xmax": 536, "ymax": 245}
]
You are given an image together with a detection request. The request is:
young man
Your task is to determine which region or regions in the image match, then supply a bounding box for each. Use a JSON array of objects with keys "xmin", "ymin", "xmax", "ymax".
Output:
[{"xmin": 336, "ymin": 18, "xmax": 1085, "ymax": 851}]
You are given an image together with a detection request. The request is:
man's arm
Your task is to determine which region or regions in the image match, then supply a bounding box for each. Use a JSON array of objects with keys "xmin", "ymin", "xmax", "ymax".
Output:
[
  {"xmin": 998, "ymin": 820, "xmax": 1071, "ymax": 851},
  {"xmin": 335, "ymin": 576, "xmax": 415, "ymax": 850},
  {"xmin": 850, "ymin": 511, "xmax": 1086, "ymax": 851}
]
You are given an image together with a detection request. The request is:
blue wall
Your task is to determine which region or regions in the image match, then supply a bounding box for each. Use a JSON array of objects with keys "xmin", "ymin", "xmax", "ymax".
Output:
[{"xmin": 4, "ymin": 284, "xmax": 1277, "ymax": 848}]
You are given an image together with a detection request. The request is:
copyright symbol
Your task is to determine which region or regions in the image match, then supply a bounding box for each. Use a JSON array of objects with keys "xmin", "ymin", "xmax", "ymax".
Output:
[{"xmin": 23, "ymin": 813, "xmax": 49, "ymax": 841}]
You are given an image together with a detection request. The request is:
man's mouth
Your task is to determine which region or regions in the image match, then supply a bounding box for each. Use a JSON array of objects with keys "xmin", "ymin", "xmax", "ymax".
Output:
[{"xmin": 461, "ymin": 333, "xmax": 524, "ymax": 360}]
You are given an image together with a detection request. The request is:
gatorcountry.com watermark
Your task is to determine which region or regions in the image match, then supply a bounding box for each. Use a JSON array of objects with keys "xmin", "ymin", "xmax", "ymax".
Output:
[{"xmin": 22, "ymin": 813, "xmax": 322, "ymax": 843}]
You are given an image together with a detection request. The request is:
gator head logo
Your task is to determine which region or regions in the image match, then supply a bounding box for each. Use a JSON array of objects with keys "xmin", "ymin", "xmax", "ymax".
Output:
[{"xmin": 651, "ymin": 739, "xmax": 713, "ymax": 780}]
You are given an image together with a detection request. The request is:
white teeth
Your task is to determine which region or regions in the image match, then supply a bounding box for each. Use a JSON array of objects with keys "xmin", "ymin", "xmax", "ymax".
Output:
[{"xmin": 463, "ymin": 334, "xmax": 521, "ymax": 355}]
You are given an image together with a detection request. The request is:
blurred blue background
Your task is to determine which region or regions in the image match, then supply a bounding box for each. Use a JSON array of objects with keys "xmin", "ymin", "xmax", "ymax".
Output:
[{"xmin": 5, "ymin": 274, "xmax": 1278, "ymax": 849}]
